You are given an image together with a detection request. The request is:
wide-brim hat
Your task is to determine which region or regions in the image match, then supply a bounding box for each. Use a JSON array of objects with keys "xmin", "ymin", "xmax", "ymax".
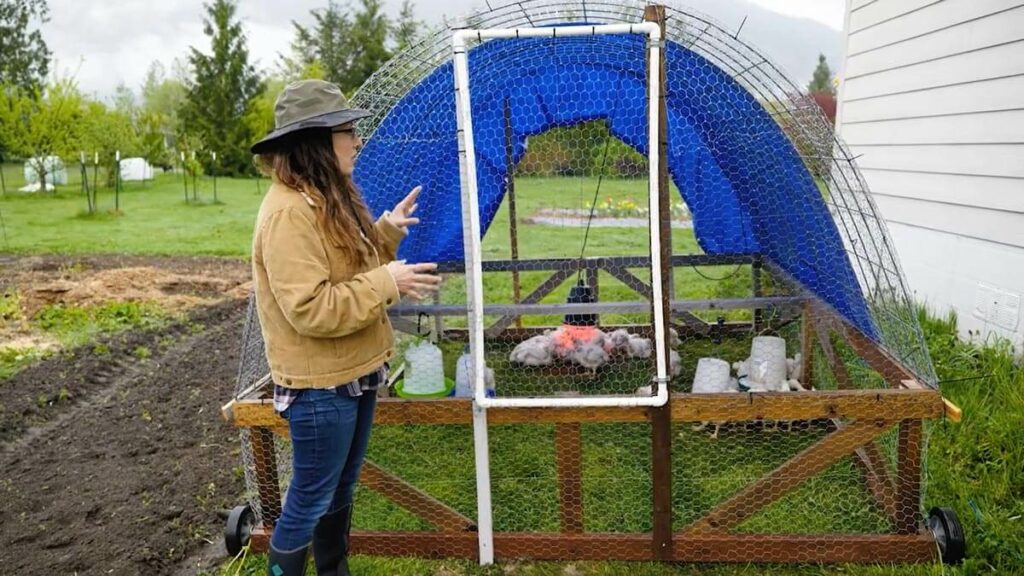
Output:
[{"xmin": 250, "ymin": 79, "xmax": 371, "ymax": 154}]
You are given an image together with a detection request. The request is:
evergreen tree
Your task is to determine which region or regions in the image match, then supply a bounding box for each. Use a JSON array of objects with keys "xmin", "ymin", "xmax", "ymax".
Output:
[
  {"xmin": 807, "ymin": 53, "xmax": 835, "ymax": 95},
  {"xmin": 287, "ymin": 1, "xmax": 353, "ymax": 87},
  {"xmin": 347, "ymin": 0, "xmax": 391, "ymax": 91},
  {"xmin": 180, "ymin": 0, "xmax": 264, "ymax": 176},
  {"xmin": 283, "ymin": 0, "xmax": 398, "ymax": 94}
]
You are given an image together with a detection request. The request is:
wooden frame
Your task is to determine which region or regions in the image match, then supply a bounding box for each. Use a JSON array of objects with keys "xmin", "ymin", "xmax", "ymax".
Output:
[{"xmin": 227, "ymin": 300, "xmax": 946, "ymax": 564}]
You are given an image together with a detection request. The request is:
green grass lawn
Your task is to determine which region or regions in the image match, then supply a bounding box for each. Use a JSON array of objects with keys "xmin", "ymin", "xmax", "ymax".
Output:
[
  {"xmin": 0, "ymin": 167, "xmax": 266, "ymax": 255},
  {"xmin": 0, "ymin": 170, "xmax": 1019, "ymax": 574}
]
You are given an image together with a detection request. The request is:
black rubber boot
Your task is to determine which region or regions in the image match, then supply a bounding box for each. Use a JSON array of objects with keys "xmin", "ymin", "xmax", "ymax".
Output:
[
  {"xmin": 266, "ymin": 543, "xmax": 309, "ymax": 576},
  {"xmin": 312, "ymin": 505, "xmax": 353, "ymax": 576}
]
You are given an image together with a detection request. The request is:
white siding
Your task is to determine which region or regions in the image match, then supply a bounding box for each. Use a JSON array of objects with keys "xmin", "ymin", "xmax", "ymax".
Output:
[
  {"xmin": 889, "ymin": 223, "xmax": 1024, "ymax": 348},
  {"xmin": 841, "ymin": 75, "xmax": 1024, "ymax": 123},
  {"xmin": 837, "ymin": 0, "xmax": 1024, "ymax": 345},
  {"xmin": 841, "ymin": 109, "xmax": 1024, "ymax": 144}
]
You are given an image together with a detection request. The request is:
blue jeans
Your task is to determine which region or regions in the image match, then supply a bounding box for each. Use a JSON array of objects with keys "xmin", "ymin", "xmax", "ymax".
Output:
[{"xmin": 270, "ymin": 389, "xmax": 377, "ymax": 552}]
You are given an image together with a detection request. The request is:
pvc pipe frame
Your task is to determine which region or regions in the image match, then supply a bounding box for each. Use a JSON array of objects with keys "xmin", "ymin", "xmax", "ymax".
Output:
[
  {"xmin": 453, "ymin": 23, "xmax": 665, "ymax": 566},
  {"xmin": 453, "ymin": 22, "xmax": 669, "ymax": 411}
]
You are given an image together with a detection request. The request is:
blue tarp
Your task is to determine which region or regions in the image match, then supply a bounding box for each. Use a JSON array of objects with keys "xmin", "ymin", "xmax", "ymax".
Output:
[{"xmin": 355, "ymin": 32, "xmax": 877, "ymax": 337}]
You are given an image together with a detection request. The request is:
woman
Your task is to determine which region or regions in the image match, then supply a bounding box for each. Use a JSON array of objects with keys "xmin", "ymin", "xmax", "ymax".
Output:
[{"xmin": 250, "ymin": 79, "xmax": 442, "ymax": 576}]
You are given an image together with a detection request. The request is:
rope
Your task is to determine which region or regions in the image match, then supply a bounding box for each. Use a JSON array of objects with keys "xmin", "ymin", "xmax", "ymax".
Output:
[
  {"xmin": 576, "ymin": 123, "xmax": 614, "ymax": 284},
  {"xmin": 690, "ymin": 263, "xmax": 743, "ymax": 281}
]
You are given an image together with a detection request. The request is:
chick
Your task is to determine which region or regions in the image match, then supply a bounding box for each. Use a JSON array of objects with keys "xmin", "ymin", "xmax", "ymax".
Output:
[
  {"xmin": 786, "ymin": 353, "xmax": 803, "ymax": 383},
  {"xmin": 609, "ymin": 329, "xmax": 631, "ymax": 354},
  {"xmin": 670, "ymin": 349, "xmax": 682, "ymax": 378},
  {"xmin": 626, "ymin": 335, "xmax": 652, "ymax": 359},
  {"xmin": 669, "ymin": 327, "xmax": 681, "ymax": 348},
  {"xmin": 509, "ymin": 334, "xmax": 555, "ymax": 366},
  {"xmin": 571, "ymin": 340, "xmax": 610, "ymax": 373}
]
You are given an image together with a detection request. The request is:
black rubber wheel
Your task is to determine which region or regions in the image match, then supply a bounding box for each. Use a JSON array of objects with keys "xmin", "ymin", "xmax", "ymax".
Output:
[
  {"xmin": 928, "ymin": 506, "xmax": 966, "ymax": 565},
  {"xmin": 224, "ymin": 504, "xmax": 255, "ymax": 557}
]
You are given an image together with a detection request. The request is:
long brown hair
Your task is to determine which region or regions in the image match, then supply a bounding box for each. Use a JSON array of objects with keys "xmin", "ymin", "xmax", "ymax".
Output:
[{"xmin": 257, "ymin": 130, "xmax": 381, "ymax": 265}]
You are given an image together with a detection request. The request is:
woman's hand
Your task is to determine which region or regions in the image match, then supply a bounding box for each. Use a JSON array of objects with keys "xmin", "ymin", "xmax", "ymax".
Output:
[
  {"xmin": 386, "ymin": 260, "xmax": 442, "ymax": 300},
  {"xmin": 386, "ymin": 185, "xmax": 422, "ymax": 231}
]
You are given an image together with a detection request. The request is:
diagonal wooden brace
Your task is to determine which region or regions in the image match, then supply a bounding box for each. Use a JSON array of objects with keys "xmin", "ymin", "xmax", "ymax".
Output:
[
  {"xmin": 359, "ymin": 460, "xmax": 476, "ymax": 533},
  {"xmin": 486, "ymin": 268, "xmax": 576, "ymax": 336},
  {"xmin": 681, "ymin": 419, "xmax": 895, "ymax": 535}
]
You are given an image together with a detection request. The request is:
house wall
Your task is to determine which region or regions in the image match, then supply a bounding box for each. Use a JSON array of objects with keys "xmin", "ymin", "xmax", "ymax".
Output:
[{"xmin": 837, "ymin": 0, "xmax": 1024, "ymax": 348}]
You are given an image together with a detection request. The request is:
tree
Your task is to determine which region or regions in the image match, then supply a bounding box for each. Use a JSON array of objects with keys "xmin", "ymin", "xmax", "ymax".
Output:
[
  {"xmin": 284, "ymin": 1, "xmax": 353, "ymax": 87},
  {"xmin": 244, "ymin": 77, "xmax": 285, "ymax": 151},
  {"xmin": 1, "ymin": 77, "xmax": 85, "ymax": 191},
  {"xmin": 82, "ymin": 100, "xmax": 142, "ymax": 186},
  {"xmin": 393, "ymin": 0, "xmax": 421, "ymax": 52},
  {"xmin": 284, "ymin": 0, "xmax": 395, "ymax": 93},
  {"xmin": 807, "ymin": 53, "xmax": 835, "ymax": 95},
  {"xmin": 0, "ymin": 0, "xmax": 52, "ymax": 93},
  {"xmin": 140, "ymin": 61, "xmax": 186, "ymax": 167},
  {"xmin": 180, "ymin": 0, "xmax": 264, "ymax": 176},
  {"xmin": 347, "ymin": 0, "xmax": 392, "ymax": 91}
]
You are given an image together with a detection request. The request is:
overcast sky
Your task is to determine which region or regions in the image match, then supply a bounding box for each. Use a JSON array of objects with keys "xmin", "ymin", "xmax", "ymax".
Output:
[{"xmin": 43, "ymin": 0, "xmax": 845, "ymax": 100}]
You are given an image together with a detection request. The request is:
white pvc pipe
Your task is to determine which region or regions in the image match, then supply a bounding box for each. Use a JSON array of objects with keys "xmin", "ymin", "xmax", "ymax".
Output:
[
  {"xmin": 646, "ymin": 24, "xmax": 669, "ymax": 399},
  {"xmin": 453, "ymin": 24, "xmax": 666, "ymax": 563},
  {"xmin": 470, "ymin": 400, "xmax": 494, "ymax": 564},
  {"xmin": 476, "ymin": 390, "xmax": 667, "ymax": 408},
  {"xmin": 452, "ymin": 34, "xmax": 495, "ymax": 565},
  {"xmin": 455, "ymin": 23, "xmax": 667, "ymax": 410}
]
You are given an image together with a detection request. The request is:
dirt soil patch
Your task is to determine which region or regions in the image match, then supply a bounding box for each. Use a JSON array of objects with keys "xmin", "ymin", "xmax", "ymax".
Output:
[
  {"xmin": 0, "ymin": 254, "xmax": 251, "ymax": 318},
  {"xmin": 0, "ymin": 255, "xmax": 256, "ymax": 575}
]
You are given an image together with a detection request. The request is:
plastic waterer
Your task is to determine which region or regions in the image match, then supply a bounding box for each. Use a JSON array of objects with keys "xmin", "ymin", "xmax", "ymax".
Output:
[
  {"xmin": 455, "ymin": 345, "xmax": 495, "ymax": 398},
  {"xmin": 403, "ymin": 340, "xmax": 446, "ymax": 395}
]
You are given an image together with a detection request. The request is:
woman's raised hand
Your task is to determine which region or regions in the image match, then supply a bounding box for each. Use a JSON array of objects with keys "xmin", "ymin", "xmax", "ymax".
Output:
[{"xmin": 386, "ymin": 260, "xmax": 442, "ymax": 300}]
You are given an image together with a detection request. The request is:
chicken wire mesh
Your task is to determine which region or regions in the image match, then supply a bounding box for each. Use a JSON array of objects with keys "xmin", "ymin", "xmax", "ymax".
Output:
[
  {"xmin": 351, "ymin": 0, "xmax": 936, "ymax": 388},
  {"xmin": 450, "ymin": 25, "xmax": 668, "ymax": 401},
  {"xmin": 227, "ymin": 0, "xmax": 945, "ymax": 565}
]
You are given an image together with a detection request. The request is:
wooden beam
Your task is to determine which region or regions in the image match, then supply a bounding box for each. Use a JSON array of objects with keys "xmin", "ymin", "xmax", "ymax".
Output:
[
  {"xmin": 360, "ymin": 460, "xmax": 476, "ymax": 533},
  {"xmin": 681, "ymin": 419, "xmax": 895, "ymax": 535},
  {"xmin": 343, "ymin": 531, "xmax": 937, "ymax": 564},
  {"xmin": 943, "ymin": 398, "xmax": 963, "ymax": 422},
  {"xmin": 816, "ymin": 307, "xmax": 919, "ymax": 388},
  {"xmin": 555, "ymin": 423, "xmax": 584, "ymax": 533},
  {"xmin": 672, "ymin": 389, "xmax": 943, "ymax": 422},
  {"xmin": 651, "ymin": 402, "xmax": 673, "ymax": 560},
  {"xmin": 800, "ymin": 302, "xmax": 815, "ymax": 389},
  {"xmin": 350, "ymin": 531, "xmax": 653, "ymax": 560},
  {"xmin": 603, "ymin": 263, "xmax": 652, "ymax": 298},
  {"xmin": 814, "ymin": 319, "xmax": 854, "ymax": 389},
  {"xmin": 249, "ymin": 526, "xmax": 271, "ymax": 553},
  {"xmin": 853, "ymin": 441, "xmax": 900, "ymax": 527},
  {"xmin": 603, "ymin": 263, "xmax": 709, "ymax": 333},
  {"xmin": 895, "ymin": 419, "xmax": 923, "ymax": 534},
  {"xmin": 230, "ymin": 390, "xmax": 943, "ymax": 430},
  {"xmin": 586, "ymin": 266, "xmax": 599, "ymax": 309},
  {"xmin": 671, "ymin": 533, "xmax": 937, "ymax": 563},
  {"xmin": 645, "ymin": 3, "xmax": 674, "ymax": 561},
  {"xmin": 443, "ymin": 320, "xmax": 753, "ymax": 341},
  {"xmin": 432, "ymin": 254, "xmax": 758, "ymax": 274},
  {"xmin": 230, "ymin": 399, "xmax": 283, "ymax": 428},
  {"xmin": 486, "ymin": 267, "xmax": 576, "ymax": 336},
  {"xmin": 752, "ymin": 257, "xmax": 763, "ymax": 331},
  {"xmin": 392, "ymin": 296, "xmax": 805, "ymax": 318}
]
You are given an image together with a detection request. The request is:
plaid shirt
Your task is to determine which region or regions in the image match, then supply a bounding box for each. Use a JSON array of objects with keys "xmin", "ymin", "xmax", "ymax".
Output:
[{"xmin": 273, "ymin": 364, "xmax": 388, "ymax": 413}]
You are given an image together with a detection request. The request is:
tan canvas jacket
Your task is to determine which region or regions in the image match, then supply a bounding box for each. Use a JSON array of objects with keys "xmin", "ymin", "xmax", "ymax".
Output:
[{"xmin": 252, "ymin": 182, "xmax": 407, "ymax": 389}]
